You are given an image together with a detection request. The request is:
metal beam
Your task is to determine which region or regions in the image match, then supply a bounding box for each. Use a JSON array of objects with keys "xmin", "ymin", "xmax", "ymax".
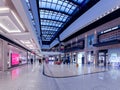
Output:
[
  {"xmin": 39, "ymin": 8, "xmax": 71, "ymax": 16},
  {"xmin": 41, "ymin": 25, "xmax": 60, "ymax": 28},
  {"xmin": 67, "ymin": 0, "xmax": 81, "ymax": 6},
  {"xmin": 41, "ymin": 18, "xmax": 65, "ymax": 23}
]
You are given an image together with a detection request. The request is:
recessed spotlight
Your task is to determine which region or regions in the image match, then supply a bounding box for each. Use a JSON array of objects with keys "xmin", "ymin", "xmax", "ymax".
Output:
[
  {"xmin": 111, "ymin": 8, "xmax": 114, "ymax": 12},
  {"xmin": 107, "ymin": 11, "xmax": 110, "ymax": 14},
  {"xmin": 99, "ymin": 15, "xmax": 102, "ymax": 18},
  {"xmin": 96, "ymin": 17, "xmax": 99, "ymax": 20},
  {"xmin": 116, "ymin": 6, "xmax": 119, "ymax": 9}
]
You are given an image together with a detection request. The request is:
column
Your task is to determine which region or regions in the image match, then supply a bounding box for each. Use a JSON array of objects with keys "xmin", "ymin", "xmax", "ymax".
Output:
[
  {"xmin": 58, "ymin": 37, "xmax": 61, "ymax": 61},
  {"xmin": 94, "ymin": 30, "xmax": 98, "ymax": 65},
  {"xmin": 84, "ymin": 34, "xmax": 88, "ymax": 64},
  {"xmin": 2, "ymin": 41, "xmax": 8, "ymax": 71},
  {"xmin": 0, "ymin": 39, "xmax": 2, "ymax": 70},
  {"xmin": 94, "ymin": 50, "xmax": 98, "ymax": 65}
]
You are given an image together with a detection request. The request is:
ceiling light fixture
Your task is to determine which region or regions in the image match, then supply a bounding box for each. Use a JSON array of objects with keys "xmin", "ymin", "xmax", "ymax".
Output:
[
  {"xmin": 20, "ymin": 40, "xmax": 31, "ymax": 44},
  {"xmin": 0, "ymin": 7, "xmax": 9, "ymax": 11},
  {"xmin": 0, "ymin": 23, "xmax": 21, "ymax": 33},
  {"xmin": 11, "ymin": 11, "xmax": 25, "ymax": 31}
]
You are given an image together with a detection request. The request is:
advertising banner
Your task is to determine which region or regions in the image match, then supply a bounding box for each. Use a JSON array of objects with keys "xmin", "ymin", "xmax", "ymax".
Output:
[{"xmin": 12, "ymin": 53, "xmax": 19, "ymax": 65}]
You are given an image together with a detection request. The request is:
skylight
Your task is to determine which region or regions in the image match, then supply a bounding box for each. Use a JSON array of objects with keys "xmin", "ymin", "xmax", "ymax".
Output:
[{"xmin": 38, "ymin": 0, "xmax": 91, "ymax": 42}]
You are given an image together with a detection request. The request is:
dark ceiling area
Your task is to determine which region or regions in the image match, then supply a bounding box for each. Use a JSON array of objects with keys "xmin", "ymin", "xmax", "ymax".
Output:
[{"xmin": 36, "ymin": 0, "xmax": 100, "ymax": 45}]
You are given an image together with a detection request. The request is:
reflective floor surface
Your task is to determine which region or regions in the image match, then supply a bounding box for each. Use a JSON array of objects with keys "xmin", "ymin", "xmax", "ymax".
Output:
[
  {"xmin": 0, "ymin": 62, "xmax": 120, "ymax": 90},
  {"xmin": 44, "ymin": 63, "xmax": 108, "ymax": 77}
]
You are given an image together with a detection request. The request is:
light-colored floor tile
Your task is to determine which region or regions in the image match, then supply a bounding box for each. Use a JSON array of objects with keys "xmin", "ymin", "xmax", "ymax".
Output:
[{"xmin": 0, "ymin": 62, "xmax": 120, "ymax": 90}]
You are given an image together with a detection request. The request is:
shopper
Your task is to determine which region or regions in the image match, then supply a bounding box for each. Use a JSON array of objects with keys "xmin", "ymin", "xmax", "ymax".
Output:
[
  {"xmin": 39, "ymin": 59, "xmax": 42, "ymax": 64},
  {"xmin": 31, "ymin": 58, "xmax": 33, "ymax": 64}
]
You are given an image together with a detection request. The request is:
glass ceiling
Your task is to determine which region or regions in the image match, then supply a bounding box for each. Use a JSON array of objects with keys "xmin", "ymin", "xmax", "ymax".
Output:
[{"xmin": 38, "ymin": 0, "xmax": 89, "ymax": 42}]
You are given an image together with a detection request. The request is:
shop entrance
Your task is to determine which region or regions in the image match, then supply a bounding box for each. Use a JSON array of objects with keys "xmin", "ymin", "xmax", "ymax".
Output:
[
  {"xmin": 98, "ymin": 50, "xmax": 108, "ymax": 66},
  {"xmin": 77, "ymin": 52, "xmax": 85, "ymax": 64},
  {"xmin": 72, "ymin": 53, "xmax": 77, "ymax": 63},
  {"xmin": 87, "ymin": 51, "xmax": 94, "ymax": 64}
]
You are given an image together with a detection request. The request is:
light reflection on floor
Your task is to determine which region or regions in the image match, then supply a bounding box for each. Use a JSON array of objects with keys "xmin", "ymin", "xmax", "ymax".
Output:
[
  {"xmin": 0, "ymin": 62, "xmax": 120, "ymax": 90},
  {"xmin": 11, "ymin": 68, "xmax": 19, "ymax": 80},
  {"xmin": 44, "ymin": 63, "xmax": 108, "ymax": 77}
]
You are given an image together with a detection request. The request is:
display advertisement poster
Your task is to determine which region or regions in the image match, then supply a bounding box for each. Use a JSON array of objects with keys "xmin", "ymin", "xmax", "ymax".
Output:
[{"xmin": 12, "ymin": 53, "xmax": 19, "ymax": 65}]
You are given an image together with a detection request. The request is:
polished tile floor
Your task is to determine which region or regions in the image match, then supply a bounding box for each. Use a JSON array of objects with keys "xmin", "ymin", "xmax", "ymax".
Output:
[
  {"xmin": 44, "ymin": 63, "xmax": 108, "ymax": 77},
  {"xmin": 0, "ymin": 62, "xmax": 120, "ymax": 90}
]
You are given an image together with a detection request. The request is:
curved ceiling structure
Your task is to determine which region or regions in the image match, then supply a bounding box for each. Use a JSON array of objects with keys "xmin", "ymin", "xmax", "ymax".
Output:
[{"xmin": 37, "ymin": 0, "xmax": 99, "ymax": 45}]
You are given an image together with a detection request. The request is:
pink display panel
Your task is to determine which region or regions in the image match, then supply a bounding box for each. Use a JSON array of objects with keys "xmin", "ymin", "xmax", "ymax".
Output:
[{"xmin": 12, "ymin": 53, "xmax": 19, "ymax": 65}]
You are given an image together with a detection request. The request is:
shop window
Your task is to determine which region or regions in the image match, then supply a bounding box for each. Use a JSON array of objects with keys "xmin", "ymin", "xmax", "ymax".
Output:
[{"xmin": 87, "ymin": 34, "xmax": 94, "ymax": 48}]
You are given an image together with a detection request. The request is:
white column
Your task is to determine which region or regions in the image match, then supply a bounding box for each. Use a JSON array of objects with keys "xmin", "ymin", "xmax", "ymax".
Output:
[
  {"xmin": 94, "ymin": 30, "xmax": 98, "ymax": 65},
  {"xmin": 2, "ymin": 41, "xmax": 8, "ymax": 71},
  {"xmin": 84, "ymin": 34, "xmax": 88, "ymax": 64},
  {"xmin": 0, "ymin": 39, "xmax": 2, "ymax": 70}
]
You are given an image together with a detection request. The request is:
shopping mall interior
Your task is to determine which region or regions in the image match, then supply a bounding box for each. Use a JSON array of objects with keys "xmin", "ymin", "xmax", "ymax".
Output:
[{"xmin": 0, "ymin": 0, "xmax": 120, "ymax": 90}]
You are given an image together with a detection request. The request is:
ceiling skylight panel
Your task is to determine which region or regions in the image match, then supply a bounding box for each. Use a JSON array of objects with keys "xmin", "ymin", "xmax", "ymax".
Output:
[
  {"xmin": 55, "ymin": 16, "xmax": 59, "ymax": 20},
  {"xmin": 74, "ymin": 0, "xmax": 84, "ymax": 4},
  {"xmin": 41, "ymin": 22, "xmax": 46, "ymax": 25},
  {"xmin": 47, "ymin": 2, "xmax": 51, "ymax": 8},
  {"xmin": 62, "ymin": 2, "xmax": 68, "ymax": 7},
  {"xmin": 69, "ymin": 9, "xmax": 73, "ymax": 14},
  {"xmin": 65, "ymin": 8, "xmax": 69, "ymax": 12},
  {"xmin": 62, "ymin": 18, "xmax": 66, "ymax": 22},
  {"xmin": 53, "ymin": 0, "xmax": 58, "ymax": 4},
  {"xmin": 51, "ymin": 15, "xmax": 56, "ymax": 20},
  {"xmin": 47, "ymin": 15, "xmax": 51, "ymax": 19},
  {"xmin": 56, "ymin": 4, "xmax": 61, "ymax": 11},
  {"xmin": 51, "ymin": 3, "xmax": 56, "ymax": 9},
  {"xmin": 59, "ymin": 17, "xmax": 63, "ymax": 21},
  {"xmin": 67, "ymin": 3, "xmax": 72, "ymax": 8},
  {"xmin": 47, "ymin": 35, "xmax": 51, "ymax": 37},
  {"xmin": 57, "ymin": 13, "xmax": 61, "ymax": 17},
  {"xmin": 40, "ymin": 14, "xmax": 44, "ymax": 18},
  {"xmin": 43, "ymin": 14, "xmax": 47, "ymax": 18},
  {"xmin": 73, "ymin": 5, "xmax": 77, "ymax": 9},
  {"xmin": 48, "ymin": 0, "xmax": 52, "ymax": 2},
  {"xmin": 41, "ymin": 2, "xmax": 46, "ymax": 8},
  {"xmin": 49, "ymin": 22, "xmax": 53, "ymax": 26},
  {"xmin": 58, "ymin": 0, "xmax": 63, "ymax": 5},
  {"xmin": 60, "ymin": 6, "xmax": 66, "ymax": 12}
]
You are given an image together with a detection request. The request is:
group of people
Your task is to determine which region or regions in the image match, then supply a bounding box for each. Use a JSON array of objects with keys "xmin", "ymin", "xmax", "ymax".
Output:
[{"xmin": 30, "ymin": 58, "xmax": 43, "ymax": 65}]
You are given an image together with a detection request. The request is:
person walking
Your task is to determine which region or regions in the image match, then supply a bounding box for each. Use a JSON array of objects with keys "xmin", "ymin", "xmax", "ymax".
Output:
[{"xmin": 31, "ymin": 58, "xmax": 33, "ymax": 64}]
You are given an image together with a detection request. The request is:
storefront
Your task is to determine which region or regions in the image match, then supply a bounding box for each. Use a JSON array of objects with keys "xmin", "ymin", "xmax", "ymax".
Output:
[
  {"xmin": 72, "ymin": 52, "xmax": 77, "ymax": 63},
  {"xmin": 87, "ymin": 51, "xmax": 94, "ymax": 64},
  {"xmin": 108, "ymin": 48, "xmax": 120, "ymax": 67},
  {"xmin": 98, "ymin": 50, "xmax": 108, "ymax": 66},
  {"xmin": 77, "ymin": 52, "xmax": 85, "ymax": 64},
  {"xmin": 8, "ymin": 44, "xmax": 28, "ymax": 68}
]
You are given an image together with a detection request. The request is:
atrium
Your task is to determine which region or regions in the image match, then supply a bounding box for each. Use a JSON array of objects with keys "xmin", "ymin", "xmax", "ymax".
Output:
[{"xmin": 0, "ymin": 0, "xmax": 120, "ymax": 90}]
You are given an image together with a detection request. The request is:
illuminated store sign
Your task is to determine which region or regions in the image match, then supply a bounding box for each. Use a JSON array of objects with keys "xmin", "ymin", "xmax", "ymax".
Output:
[
  {"xmin": 100, "ymin": 25, "xmax": 120, "ymax": 34},
  {"xmin": 12, "ymin": 53, "xmax": 19, "ymax": 65}
]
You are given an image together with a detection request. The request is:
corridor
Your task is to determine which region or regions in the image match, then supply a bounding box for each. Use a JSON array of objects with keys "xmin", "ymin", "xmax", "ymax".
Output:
[{"xmin": 0, "ymin": 62, "xmax": 120, "ymax": 90}]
